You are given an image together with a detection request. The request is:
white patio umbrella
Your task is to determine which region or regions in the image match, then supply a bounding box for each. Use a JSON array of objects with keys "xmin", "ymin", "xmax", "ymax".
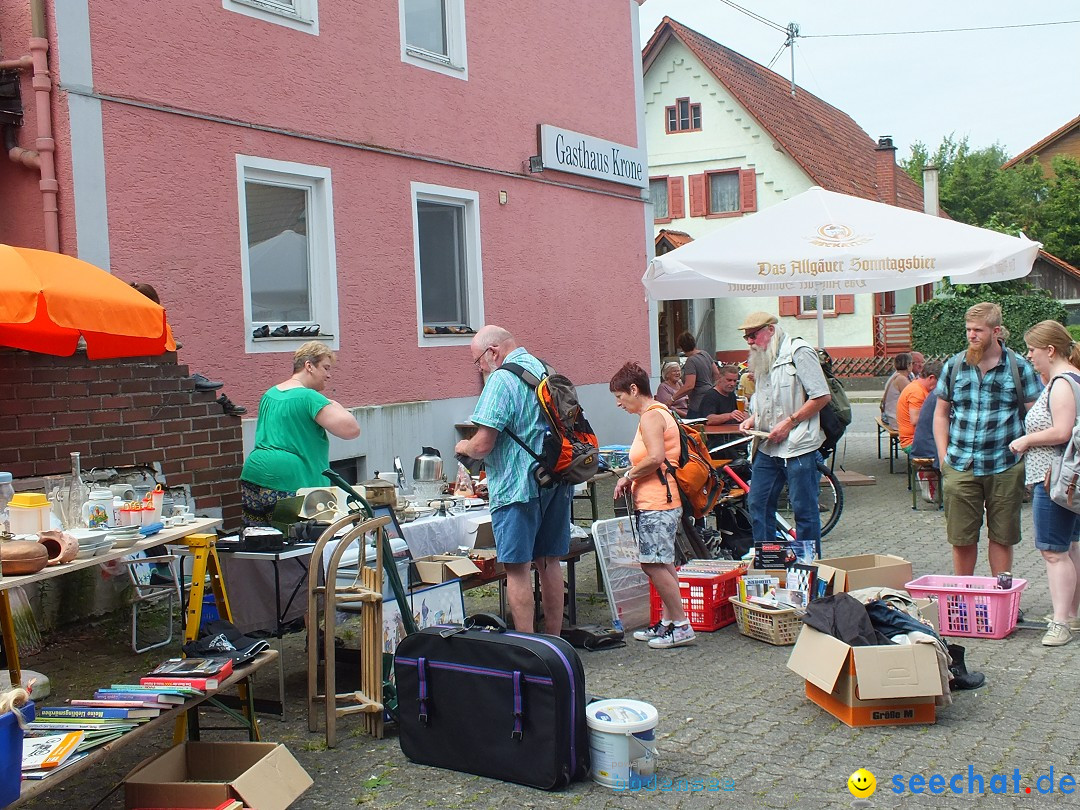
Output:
[{"xmin": 643, "ymin": 186, "xmax": 1042, "ymax": 346}]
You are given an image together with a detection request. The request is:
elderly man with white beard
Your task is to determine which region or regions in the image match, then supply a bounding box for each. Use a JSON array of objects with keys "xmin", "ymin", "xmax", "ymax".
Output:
[
  {"xmin": 933, "ymin": 302, "xmax": 1041, "ymax": 577},
  {"xmin": 737, "ymin": 312, "xmax": 831, "ymax": 560}
]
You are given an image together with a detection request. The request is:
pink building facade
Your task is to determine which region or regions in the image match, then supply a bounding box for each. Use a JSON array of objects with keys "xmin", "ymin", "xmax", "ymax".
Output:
[{"xmin": 1, "ymin": 0, "xmax": 651, "ymax": 474}]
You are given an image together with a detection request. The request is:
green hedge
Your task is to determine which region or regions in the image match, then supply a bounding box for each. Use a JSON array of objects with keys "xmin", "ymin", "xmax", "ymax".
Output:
[{"xmin": 911, "ymin": 293, "xmax": 1066, "ymax": 355}]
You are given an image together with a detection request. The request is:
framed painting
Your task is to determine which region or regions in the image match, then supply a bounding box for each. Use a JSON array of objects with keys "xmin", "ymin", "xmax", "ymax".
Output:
[{"xmin": 382, "ymin": 579, "xmax": 466, "ymax": 653}]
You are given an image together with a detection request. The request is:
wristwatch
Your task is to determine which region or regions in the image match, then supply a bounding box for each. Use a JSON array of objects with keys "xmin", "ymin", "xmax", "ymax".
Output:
[{"xmin": 789, "ymin": 415, "xmax": 801, "ymax": 427}]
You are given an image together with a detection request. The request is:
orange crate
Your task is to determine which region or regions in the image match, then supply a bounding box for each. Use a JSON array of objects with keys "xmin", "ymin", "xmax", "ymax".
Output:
[{"xmin": 649, "ymin": 569, "xmax": 741, "ymax": 631}]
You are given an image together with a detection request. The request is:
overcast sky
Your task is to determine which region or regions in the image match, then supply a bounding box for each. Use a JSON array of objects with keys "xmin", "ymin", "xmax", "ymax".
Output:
[{"xmin": 638, "ymin": 1, "xmax": 1080, "ymax": 161}]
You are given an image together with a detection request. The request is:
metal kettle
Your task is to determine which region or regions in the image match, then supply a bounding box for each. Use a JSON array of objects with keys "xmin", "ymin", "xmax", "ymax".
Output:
[{"xmin": 413, "ymin": 446, "xmax": 443, "ymax": 482}]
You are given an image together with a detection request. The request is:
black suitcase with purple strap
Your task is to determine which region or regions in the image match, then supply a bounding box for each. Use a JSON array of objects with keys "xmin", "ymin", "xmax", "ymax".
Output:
[{"xmin": 394, "ymin": 613, "xmax": 589, "ymax": 790}]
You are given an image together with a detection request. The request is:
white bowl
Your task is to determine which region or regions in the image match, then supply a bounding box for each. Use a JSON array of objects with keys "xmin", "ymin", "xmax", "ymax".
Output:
[
  {"xmin": 69, "ymin": 528, "xmax": 108, "ymax": 546},
  {"xmin": 107, "ymin": 533, "xmax": 141, "ymax": 549},
  {"xmin": 93, "ymin": 540, "xmax": 115, "ymax": 556}
]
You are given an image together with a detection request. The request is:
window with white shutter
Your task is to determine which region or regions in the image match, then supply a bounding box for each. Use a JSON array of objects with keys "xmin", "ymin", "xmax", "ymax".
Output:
[
  {"xmin": 400, "ymin": 0, "xmax": 468, "ymax": 80},
  {"xmin": 223, "ymin": 0, "xmax": 318, "ymax": 34}
]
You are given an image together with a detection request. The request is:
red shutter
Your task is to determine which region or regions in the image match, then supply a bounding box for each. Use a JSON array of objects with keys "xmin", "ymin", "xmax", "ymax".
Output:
[
  {"xmin": 688, "ymin": 173, "xmax": 707, "ymax": 217},
  {"xmin": 835, "ymin": 295, "xmax": 855, "ymax": 315},
  {"xmin": 778, "ymin": 296, "xmax": 799, "ymax": 317},
  {"xmin": 668, "ymin": 177, "xmax": 685, "ymax": 219},
  {"xmin": 740, "ymin": 169, "xmax": 757, "ymax": 213}
]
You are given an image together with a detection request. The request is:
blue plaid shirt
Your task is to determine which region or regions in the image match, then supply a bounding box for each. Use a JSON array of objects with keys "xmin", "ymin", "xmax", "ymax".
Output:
[
  {"xmin": 935, "ymin": 345, "xmax": 1042, "ymax": 476},
  {"xmin": 470, "ymin": 347, "xmax": 547, "ymax": 510}
]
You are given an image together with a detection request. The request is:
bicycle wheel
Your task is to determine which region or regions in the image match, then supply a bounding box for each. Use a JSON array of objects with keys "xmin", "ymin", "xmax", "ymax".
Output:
[{"xmin": 775, "ymin": 462, "xmax": 844, "ymax": 538}]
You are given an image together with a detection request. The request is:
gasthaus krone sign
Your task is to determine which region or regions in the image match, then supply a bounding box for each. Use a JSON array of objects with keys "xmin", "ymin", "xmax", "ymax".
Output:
[{"xmin": 538, "ymin": 125, "xmax": 647, "ymax": 189}]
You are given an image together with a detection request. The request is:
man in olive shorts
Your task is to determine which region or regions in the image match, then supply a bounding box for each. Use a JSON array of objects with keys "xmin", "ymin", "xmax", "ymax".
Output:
[{"xmin": 933, "ymin": 303, "xmax": 1042, "ymax": 576}]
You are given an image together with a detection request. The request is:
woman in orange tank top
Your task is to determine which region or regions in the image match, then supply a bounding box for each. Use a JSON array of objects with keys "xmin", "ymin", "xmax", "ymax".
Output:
[{"xmin": 610, "ymin": 362, "xmax": 696, "ymax": 649}]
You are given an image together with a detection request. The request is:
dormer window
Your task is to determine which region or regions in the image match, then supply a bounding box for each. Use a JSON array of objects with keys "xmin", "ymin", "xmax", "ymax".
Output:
[{"xmin": 665, "ymin": 98, "xmax": 701, "ymax": 133}]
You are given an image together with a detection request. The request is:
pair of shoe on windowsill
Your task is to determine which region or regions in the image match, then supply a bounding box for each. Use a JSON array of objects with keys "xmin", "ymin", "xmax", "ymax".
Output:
[{"xmin": 252, "ymin": 324, "xmax": 320, "ymax": 338}]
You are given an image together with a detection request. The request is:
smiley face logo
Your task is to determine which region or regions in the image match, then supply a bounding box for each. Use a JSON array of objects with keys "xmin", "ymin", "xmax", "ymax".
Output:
[{"xmin": 847, "ymin": 768, "xmax": 876, "ymax": 798}]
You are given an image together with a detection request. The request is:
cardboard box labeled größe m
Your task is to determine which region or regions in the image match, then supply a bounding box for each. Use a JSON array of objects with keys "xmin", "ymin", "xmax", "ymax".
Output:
[
  {"xmin": 124, "ymin": 741, "xmax": 312, "ymax": 810},
  {"xmin": 786, "ymin": 624, "xmax": 942, "ymax": 728}
]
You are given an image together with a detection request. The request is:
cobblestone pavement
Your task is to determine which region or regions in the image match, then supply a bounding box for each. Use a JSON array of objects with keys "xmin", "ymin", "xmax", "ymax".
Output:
[{"xmin": 22, "ymin": 401, "xmax": 1080, "ymax": 809}]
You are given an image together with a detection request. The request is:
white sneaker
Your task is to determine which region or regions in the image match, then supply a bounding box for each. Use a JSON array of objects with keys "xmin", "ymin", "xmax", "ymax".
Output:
[
  {"xmin": 1042, "ymin": 621, "xmax": 1073, "ymax": 647},
  {"xmin": 648, "ymin": 622, "xmax": 696, "ymax": 649},
  {"xmin": 1041, "ymin": 614, "xmax": 1080, "ymax": 632},
  {"xmin": 633, "ymin": 621, "xmax": 669, "ymax": 642}
]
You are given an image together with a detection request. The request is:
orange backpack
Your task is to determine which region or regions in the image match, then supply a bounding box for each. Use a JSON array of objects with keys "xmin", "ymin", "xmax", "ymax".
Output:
[{"xmin": 647, "ymin": 404, "xmax": 722, "ymax": 519}]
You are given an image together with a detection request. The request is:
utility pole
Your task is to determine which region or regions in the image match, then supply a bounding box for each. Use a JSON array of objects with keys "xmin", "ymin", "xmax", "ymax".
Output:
[{"xmin": 786, "ymin": 22, "xmax": 799, "ymax": 96}]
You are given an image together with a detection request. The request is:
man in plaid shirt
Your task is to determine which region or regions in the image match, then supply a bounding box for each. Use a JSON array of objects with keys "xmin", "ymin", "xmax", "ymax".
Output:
[{"xmin": 933, "ymin": 303, "xmax": 1042, "ymax": 576}]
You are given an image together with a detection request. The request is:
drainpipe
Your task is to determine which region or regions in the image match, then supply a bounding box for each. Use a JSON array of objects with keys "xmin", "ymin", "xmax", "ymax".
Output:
[
  {"xmin": 2, "ymin": 0, "xmax": 59, "ymax": 250},
  {"xmin": 922, "ymin": 165, "xmax": 940, "ymax": 217}
]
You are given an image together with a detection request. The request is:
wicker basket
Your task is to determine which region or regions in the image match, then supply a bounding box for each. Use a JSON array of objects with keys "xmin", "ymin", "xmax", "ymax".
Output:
[{"xmin": 729, "ymin": 597, "xmax": 802, "ymax": 645}]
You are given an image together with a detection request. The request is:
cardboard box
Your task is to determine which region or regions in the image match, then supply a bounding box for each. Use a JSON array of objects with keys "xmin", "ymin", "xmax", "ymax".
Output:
[
  {"xmin": 814, "ymin": 554, "xmax": 914, "ymax": 594},
  {"xmin": 412, "ymin": 555, "xmax": 482, "ymax": 584},
  {"xmin": 125, "ymin": 742, "xmax": 313, "ymax": 810},
  {"xmin": 913, "ymin": 597, "xmax": 939, "ymax": 634},
  {"xmin": 787, "ymin": 625, "xmax": 941, "ymax": 727},
  {"xmin": 467, "ymin": 547, "xmax": 503, "ymax": 579},
  {"xmin": 467, "ymin": 515, "xmax": 495, "ymax": 549}
]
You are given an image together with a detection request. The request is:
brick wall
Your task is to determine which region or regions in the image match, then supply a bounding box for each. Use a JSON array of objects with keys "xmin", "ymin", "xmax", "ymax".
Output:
[{"xmin": 0, "ymin": 349, "xmax": 243, "ymax": 527}]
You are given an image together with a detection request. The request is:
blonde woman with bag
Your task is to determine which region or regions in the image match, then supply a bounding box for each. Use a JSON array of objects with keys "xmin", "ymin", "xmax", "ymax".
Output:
[{"xmin": 1008, "ymin": 321, "xmax": 1080, "ymax": 646}]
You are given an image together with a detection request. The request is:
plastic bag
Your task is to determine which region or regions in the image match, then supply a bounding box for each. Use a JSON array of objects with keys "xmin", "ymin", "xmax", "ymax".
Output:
[{"xmin": 454, "ymin": 462, "xmax": 475, "ymax": 497}]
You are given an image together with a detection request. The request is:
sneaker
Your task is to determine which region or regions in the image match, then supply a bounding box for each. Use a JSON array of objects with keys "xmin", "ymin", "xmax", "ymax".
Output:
[
  {"xmin": 190, "ymin": 372, "xmax": 224, "ymax": 391},
  {"xmin": 648, "ymin": 622, "xmax": 695, "ymax": 649},
  {"xmin": 1042, "ymin": 614, "xmax": 1080, "ymax": 631},
  {"xmin": 632, "ymin": 621, "xmax": 669, "ymax": 642},
  {"xmin": 1042, "ymin": 621, "xmax": 1073, "ymax": 647}
]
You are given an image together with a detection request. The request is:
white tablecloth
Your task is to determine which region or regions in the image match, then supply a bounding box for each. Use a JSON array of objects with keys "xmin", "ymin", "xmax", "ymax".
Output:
[{"xmin": 399, "ymin": 508, "xmax": 491, "ymax": 557}]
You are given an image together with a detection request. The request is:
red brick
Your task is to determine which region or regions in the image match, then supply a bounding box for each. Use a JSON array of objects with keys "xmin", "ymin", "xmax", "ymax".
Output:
[
  {"xmin": 88, "ymin": 411, "xmax": 118, "ymax": 425},
  {"xmin": 151, "ymin": 378, "xmax": 183, "ymax": 393},
  {"xmin": 163, "ymin": 392, "xmax": 192, "ymax": 406},
  {"xmin": 70, "ymin": 426, "xmax": 104, "ymax": 442},
  {"xmin": 121, "ymin": 408, "xmax": 155, "ymax": 423},
  {"xmin": 181, "ymin": 431, "xmax": 211, "ymax": 445},
  {"xmin": 183, "ymin": 457, "xmax": 212, "ymax": 472},
  {"xmin": 66, "ymin": 368, "xmax": 101, "ymax": 381},
  {"xmin": 91, "ymin": 439, "xmax": 125, "ymax": 457},
  {"xmin": 17, "ymin": 414, "xmax": 56, "ymax": 429},
  {"xmin": 55, "ymin": 412, "xmax": 92, "ymax": 426},
  {"xmin": 124, "ymin": 437, "xmax": 154, "ymax": 452},
  {"xmin": 34, "ymin": 459, "xmax": 70, "ymax": 477},
  {"xmin": 106, "ymin": 365, "xmax": 135, "ymax": 380},
  {"xmin": 53, "ymin": 382, "xmax": 91, "ymax": 398},
  {"xmin": 154, "ymin": 406, "xmax": 182, "ymax": 421},
  {"xmin": 8, "ymin": 461, "xmax": 35, "ymax": 477},
  {"xmin": 153, "ymin": 433, "xmax": 183, "ymax": 448},
  {"xmin": 67, "ymin": 398, "xmax": 104, "ymax": 412},
  {"xmin": 33, "ymin": 428, "xmax": 72, "ymax": 444},
  {"xmin": 101, "ymin": 396, "xmax": 135, "ymax": 409},
  {"xmin": 0, "ymin": 399, "xmax": 26, "ymax": 417},
  {"xmin": 20, "ymin": 445, "xmax": 57, "ymax": 462},
  {"xmin": 101, "ymin": 424, "xmax": 135, "ymax": 439},
  {"xmin": 32, "ymin": 369, "xmax": 70, "ymax": 383},
  {"xmin": 33, "ymin": 399, "xmax": 66, "ymax": 414},
  {"xmin": 132, "ymin": 394, "xmax": 166, "ymax": 408},
  {"xmin": 132, "ymin": 422, "xmax": 164, "ymax": 436},
  {"xmin": 118, "ymin": 380, "xmax": 147, "ymax": 394},
  {"xmin": 89, "ymin": 380, "xmax": 123, "ymax": 395}
]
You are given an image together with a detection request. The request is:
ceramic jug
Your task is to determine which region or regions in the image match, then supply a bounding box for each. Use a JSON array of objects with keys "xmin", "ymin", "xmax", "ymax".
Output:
[{"xmin": 82, "ymin": 488, "xmax": 114, "ymax": 529}]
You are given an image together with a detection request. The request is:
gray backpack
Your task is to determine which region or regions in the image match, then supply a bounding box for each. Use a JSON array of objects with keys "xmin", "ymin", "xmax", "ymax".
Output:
[{"xmin": 1045, "ymin": 373, "xmax": 1080, "ymax": 513}]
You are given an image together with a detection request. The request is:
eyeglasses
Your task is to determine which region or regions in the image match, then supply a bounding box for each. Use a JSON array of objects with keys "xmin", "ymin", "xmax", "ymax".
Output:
[
  {"xmin": 744, "ymin": 326, "xmax": 769, "ymax": 343},
  {"xmin": 473, "ymin": 346, "xmax": 495, "ymax": 366}
]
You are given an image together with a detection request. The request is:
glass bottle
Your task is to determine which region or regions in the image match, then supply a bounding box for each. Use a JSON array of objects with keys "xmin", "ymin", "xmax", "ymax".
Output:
[
  {"xmin": 67, "ymin": 452, "xmax": 89, "ymax": 529},
  {"xmin": 0, "ymin": 471, "xmax": 14, "ymax": 536}
]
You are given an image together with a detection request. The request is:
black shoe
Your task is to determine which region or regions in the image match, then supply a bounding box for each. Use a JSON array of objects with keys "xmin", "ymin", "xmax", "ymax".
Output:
[
  {"xmin": 252, "ymin": 324, "xmax": 270, "ymax": 338},
  {"xmin": 947, "ymin": 643, "xmax": 986, "ymax": 690},
  {"xmin": 190, "ymin": 372, "xmax": 224, "ymax": 391},
  {"xmin": 217, "ymin": 394, "xmax": 247, "ymax": 416}
]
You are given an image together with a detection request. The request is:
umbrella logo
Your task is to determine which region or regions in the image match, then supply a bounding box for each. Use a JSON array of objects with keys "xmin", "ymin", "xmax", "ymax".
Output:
[{"xmin": 810, "ymin": 223, "xmax": 871, "ymax": 248}]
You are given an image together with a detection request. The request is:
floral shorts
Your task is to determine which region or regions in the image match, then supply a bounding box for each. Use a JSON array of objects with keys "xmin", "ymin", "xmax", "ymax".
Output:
[
  {"xmin": 241, "ymin": 481, "xmax": 295, "ymax": 527},
  {"xmin": 634, "ymin": 507, "xmax": 683, "ymax": 564}
]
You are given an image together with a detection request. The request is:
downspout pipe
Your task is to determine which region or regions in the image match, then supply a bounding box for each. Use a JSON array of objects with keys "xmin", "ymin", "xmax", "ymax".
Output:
[{"xmin": 30, "ymin": 0, "xmax": 59, "ymax": 251}]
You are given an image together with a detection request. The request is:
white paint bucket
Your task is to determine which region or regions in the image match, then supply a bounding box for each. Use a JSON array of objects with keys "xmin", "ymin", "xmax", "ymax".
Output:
[{"xmin": 586, "ymin": 698, "xmax": 659, "ymax": 789}]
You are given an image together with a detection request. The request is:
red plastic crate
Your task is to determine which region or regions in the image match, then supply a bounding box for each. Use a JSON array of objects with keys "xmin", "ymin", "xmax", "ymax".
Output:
[
  {"xmin": 649, "ymin": 569, "xmax": 741, "ymax": 631},
  {"xmin": 905, "ymin": 575, "xmax": 1027, "ymax": 639}
]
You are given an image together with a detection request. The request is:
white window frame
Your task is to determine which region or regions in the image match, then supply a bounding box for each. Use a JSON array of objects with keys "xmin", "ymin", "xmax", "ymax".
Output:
[
  {"xmin": 800, "ymin": 294, "xmax": 836, "ymax": 314},
  {"xmin": 237, "ymin": 155, "xmax": 339, "ymax": 355},
  {"xmin": 399, "ymin": 0, "xmax": 468, "ymax": 81},
  {"xmin": 223, "ymin": 0, "xmax": 319, "ymax": 36},
  {"xmin": 411, "ymin": 182, "xmax": 484, "ymax": 347}
]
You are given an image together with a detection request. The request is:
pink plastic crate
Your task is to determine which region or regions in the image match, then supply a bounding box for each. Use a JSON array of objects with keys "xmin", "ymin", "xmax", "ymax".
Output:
[{"xmin": 905, "ymin": 575, "xmax": 1027, "ymax": 639}]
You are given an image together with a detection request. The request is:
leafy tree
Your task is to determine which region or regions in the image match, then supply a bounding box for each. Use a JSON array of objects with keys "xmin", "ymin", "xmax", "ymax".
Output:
[{"xmin": 1037, "ymin": 156, "xmax": 1080, "ymax": 267}]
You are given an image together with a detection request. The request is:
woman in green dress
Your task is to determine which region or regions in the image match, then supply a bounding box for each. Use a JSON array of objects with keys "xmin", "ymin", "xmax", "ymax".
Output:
[{"xmin": 240, "ymin": 342, "xmax": 360, "ymax": 527}]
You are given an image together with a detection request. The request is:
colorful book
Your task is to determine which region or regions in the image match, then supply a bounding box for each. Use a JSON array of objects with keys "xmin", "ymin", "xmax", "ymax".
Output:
[
  {"xmin": 36, "ymin": 705, "xmax": 160, "ymax": 720},
  {"xmin": 108, "ymin": 683, "xmax": 205, "ymax": 698},
  {"xmin": 149, "ymin": 657, "xmax": 234, "ymax": 678},
  {"xmin": 22, "ymin": 730, "xmax": 84, "ymax": 770},
  {"xmin": 22, "ymin": 750, "xmax": 89, "ymax": 780},
  {"xmin": 70, "ymin": 699, "xmax": 163, "ymax": 709},
  {"xmin": 94, "ymin": 689, "xmax": 189, "ymax": 705},
  {"xmin": 26, "ymin": 720, "xmax": 137, "ymax": 731},
  {"xmin": 139, "ymin": 675, "xmax": 223, "ymax": 691}
]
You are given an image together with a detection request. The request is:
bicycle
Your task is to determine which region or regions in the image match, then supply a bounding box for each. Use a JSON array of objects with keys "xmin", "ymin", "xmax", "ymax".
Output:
[{"xmin": 706, "ymin": 433, "xmax": 844, "ymax": 554}]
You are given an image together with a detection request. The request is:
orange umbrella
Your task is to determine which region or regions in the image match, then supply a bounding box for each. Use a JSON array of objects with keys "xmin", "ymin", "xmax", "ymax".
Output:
[{"xmin": 0, "ymin": 244, "xmax": 176, "ymax": 359}]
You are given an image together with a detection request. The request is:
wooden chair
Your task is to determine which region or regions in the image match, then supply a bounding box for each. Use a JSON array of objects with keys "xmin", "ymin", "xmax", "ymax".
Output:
[
  {"xmin": 307, "ymin": 513, "xmax": 390, "ymax": 747},
  {"xmin": 875, "ymin": 417, "xmax": 901, "ymax": 473},
  {"xmin": 909, "ymin": 456, "xmax": 943, "ymax": 510}
]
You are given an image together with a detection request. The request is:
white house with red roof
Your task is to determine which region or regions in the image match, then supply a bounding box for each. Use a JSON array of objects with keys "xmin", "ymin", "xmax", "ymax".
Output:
[{"xmin": 643, "ymin": 17, "xmax": 928, "ymax": 362}]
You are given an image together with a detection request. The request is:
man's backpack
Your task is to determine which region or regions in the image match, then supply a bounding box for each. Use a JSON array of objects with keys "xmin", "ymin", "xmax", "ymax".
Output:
[
  {"xmin": 946, "ymin": 347, "xmax": 1025, "ymax": 420},
  {"xmin": 502, "ymin": 362, "xmax": 600, "ymax": 488},
  {"xmin": 1044, "ymin": 373, "xmax": 1080, "ymax": 514},
  {"xmin": 647, "ymin": 405, "xmax": 723, "ymax": 519}
]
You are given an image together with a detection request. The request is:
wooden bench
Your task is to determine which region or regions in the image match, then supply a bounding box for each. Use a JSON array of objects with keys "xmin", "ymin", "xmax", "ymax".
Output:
[
  {"xmin": 909, "ymin": 456, "xmax": 943, "ymax": 510},
  {"xmin": 875, "ymin": 417, "xmax": 901, "ymax": 473}
]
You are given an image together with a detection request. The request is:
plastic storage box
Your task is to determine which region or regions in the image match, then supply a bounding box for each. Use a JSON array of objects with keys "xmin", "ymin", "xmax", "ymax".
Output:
[
  {"xmin": 729, "ymin": 597, "xmax": 801, "ymax": 645},
  {"xmin": 904, "ymin": 575, "xmax": 1027, "ymax": 639},
  {"xmin": 1, "ymin": 699, "xmax": 34, "ymax": 806},
  {"xmin": 649, "ymin": 568, "xmax": 741, "ymax": 631}
]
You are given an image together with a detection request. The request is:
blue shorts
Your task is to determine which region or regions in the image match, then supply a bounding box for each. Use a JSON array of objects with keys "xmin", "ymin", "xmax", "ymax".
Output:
[
  {"xmin": 1032, "ymin": 483, "xmax": 1080, "ymax": 552},
  {"xmin": 490, "ymin": 484, "xmax": 572, "ymax": 564}
]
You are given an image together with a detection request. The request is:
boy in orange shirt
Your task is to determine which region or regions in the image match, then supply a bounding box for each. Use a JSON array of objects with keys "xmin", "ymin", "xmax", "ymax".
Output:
[{"xmin": 897, "ymin": 359, "xmax": 942, "ymax": 451}]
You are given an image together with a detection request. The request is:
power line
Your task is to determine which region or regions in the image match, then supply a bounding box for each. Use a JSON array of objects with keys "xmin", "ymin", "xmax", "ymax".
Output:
[
  {"xmin": 716, "ymin": 0, "xmax": 788, "ymax": 34},
  {"xmin": 803, "ymin": 19, "xmax": 1080, "ymax": 39}
]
